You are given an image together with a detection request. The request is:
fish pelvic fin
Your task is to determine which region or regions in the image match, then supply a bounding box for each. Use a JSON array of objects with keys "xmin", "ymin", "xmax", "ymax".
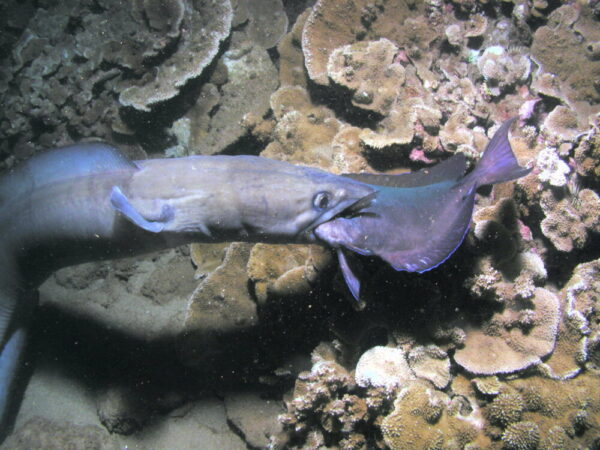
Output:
[
  {"xmin": 336, "ymin": 249, "xmax": 366, "ymax": 310},
  {"xmin": 110, "ymin": 186, "xmax": 173, "ymax": 233},
  {"xmin": 467, "ymin": 117, "xmax": 532, "ymax": 188}
]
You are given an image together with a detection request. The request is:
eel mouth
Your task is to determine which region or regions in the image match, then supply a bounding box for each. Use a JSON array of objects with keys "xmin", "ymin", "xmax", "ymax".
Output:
[{"xmin": 301, "ymin": 190, "xmax": 377, "ymax": 241}]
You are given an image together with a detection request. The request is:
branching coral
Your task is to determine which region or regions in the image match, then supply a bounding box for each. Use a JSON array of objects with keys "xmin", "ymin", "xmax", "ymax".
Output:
[
  {"xmin": 497, "ymin": 372, "xmax": 600, "ymax": 448},
  {"xmin": 539, "ymin": 188, "xmax": 600, "ymax": 252},
  {"xmin": 277, "ymin": 343, "xmax": 393, "ymax": 449},
  {"xmin": 477, "ymin": 46, "xmax": 531, "ymax": 97}
]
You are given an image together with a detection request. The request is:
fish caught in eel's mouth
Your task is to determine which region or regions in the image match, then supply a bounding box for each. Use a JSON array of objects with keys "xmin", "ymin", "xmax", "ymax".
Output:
[
  {"xmin": 312, "ymin": 118, "xmax": 532, "ymax": 305},
  {"xmin": 299, "ymin": 189, "xmax": 378, "ymax": 241}
]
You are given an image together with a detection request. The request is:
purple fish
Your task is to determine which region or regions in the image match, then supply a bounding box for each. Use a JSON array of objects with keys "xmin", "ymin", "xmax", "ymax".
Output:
[{"xmin": 315, "ymin": 118, "xmax": 531, "ymax": 302}]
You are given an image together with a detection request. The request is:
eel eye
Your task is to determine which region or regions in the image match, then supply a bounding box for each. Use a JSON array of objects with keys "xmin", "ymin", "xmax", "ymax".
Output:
[{"xmin": 313, "ymin": 192, "xmax": 331, "ymax": 210}]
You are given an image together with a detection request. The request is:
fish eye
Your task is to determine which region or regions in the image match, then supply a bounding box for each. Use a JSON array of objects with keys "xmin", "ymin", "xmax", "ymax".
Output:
[{"xmin": 313, "ymin": 191, "xmax": 331, "ymax": 210}]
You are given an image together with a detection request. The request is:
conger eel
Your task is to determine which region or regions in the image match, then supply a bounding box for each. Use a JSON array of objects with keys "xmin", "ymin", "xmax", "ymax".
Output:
[{"xmin": 0, "ymin": 142, "xmax": 376, "ymax": 439}]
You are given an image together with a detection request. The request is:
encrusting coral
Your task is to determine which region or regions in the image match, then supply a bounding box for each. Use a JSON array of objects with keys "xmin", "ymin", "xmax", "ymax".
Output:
[
  {"xmin": 380, "ymin": 382, "xmax": 485, "ymax": 449},
  {"xmin": 531, "ymin": 4, "xmax": 600, "ymax": 128},
  {"xmin": 185, "ymin": 32, "xmax": 279, "ymax": 155},
  {"xmin": 406, "ymin": 345, "xmax": 451, "ymax": 390},
  {"xmin": 247, "ymin": 244, "xmax": 331, "ymax": 304}
]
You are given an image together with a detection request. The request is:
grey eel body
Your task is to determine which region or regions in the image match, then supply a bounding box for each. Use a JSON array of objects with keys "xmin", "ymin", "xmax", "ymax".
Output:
[{"xmin": 0, "ymin": 142, "xmax": 376, "ymax": 439}]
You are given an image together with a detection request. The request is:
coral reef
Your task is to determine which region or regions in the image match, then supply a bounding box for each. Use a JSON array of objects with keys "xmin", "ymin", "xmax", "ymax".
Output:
[
  {"xmin": 500, "ymin": 372, "xmax": 600, "ymax": 448},
  {"xmin": 406, "ymin": 345, "xmax": 451, "ymax": 390},
  {"xmin": 540, "ymin": 258, "xmax": 600, "ymax": 379},
  {"xmin": 3, "ymin": 0, "xmax": 600, "ymax": 448},
  {"xmin": 261, "ymin": 85, "xmax": 370, "ymax": 173},
  {"xmin": 247, "ymin": 244, "xmax": 331, "ymax": 304},
  {"xmin": 182, "ymin": 33, "xmax": 279, "ymax": 155},
  {"xmin": 302, "ymin": 0, "xmax": 428, "ymax": 86},
  {"xmin": 380, "ymin": 382, "xmax": 485, "ymax": 449},
  {"xmin": 119, "ymin": 0, "xmax": 233, "ymax": 112},
  {"xmin": 486, "ymin": 393, "xmax": 524, "ymax": 427},
  {"xmin": 237, "ymin": 0, "xmax": 288, "ymax": 50},
  {"xmin": 539, "ymin": 187, "xmax": 600, "ymax": 253},
  {"xmin": 454, "ymin": 287, "xmax": 561, "ymax": 375},
  {"xmin": 531, "ymin": 4, "xmax": 600, "ymax": 128},
  {"xmin": 501, "ymin": 421, "xmax": 540, "ymax": 450},
  {"xmin": 189, "ymin": 242, "xmax": 229, "ymax": 279},
  {"xmin": 0, "ymin": 0, "xmax": 233, "ymax": 160},
  {"xmin": 354, "ymin": 346, "xmax": 415, "ymax": 391},
  {"xmin": 181, "ymin": 243, "xmax": 257, "ymax": 365},
  {"xmin": 276, "ymin": 342, "xmax": 393, "ymax": 449},
  {"xmin": 327, "ymin": 38, "xmax": 404, "ymax": 115},
  {"xmin": 477, "ymin": 46, "xmax": 531, "ymax": 97}
]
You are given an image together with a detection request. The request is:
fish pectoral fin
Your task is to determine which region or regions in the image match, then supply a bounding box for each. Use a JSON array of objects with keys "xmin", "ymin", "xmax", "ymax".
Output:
[
  {"xmin": 110, "ymin": 186, "xmax": 173, "ymax": 233},
  {"xmin": 337, "ymin": 249, "xmax": 365, "ymax": 310}
]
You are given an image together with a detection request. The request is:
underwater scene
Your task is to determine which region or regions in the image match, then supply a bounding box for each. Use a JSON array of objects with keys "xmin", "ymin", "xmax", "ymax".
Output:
[{"xmin": 0, "ymin": 0, "xmax": 599, "ymax": 448}]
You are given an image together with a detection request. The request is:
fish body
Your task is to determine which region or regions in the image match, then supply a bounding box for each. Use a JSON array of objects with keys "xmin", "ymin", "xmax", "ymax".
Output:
[
  {"xmin": 315, "ymin": 118, "xmax": 532, "ymax": 300},
  {"xmin": 0, "ymin": 143, "xmax": 375, "ymax": 439}
]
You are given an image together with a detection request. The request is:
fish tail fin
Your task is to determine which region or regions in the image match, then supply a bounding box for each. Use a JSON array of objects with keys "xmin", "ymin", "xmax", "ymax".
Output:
[{"xmin": 467, "ymin": 118, "xmax": 532, "ymax": 188}]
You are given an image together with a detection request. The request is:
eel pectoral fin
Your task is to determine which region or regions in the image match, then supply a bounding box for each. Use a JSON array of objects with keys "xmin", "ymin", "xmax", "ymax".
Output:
[{"xmin": 110, "ymin": 186, "xmax": 174, "ymax": 233}]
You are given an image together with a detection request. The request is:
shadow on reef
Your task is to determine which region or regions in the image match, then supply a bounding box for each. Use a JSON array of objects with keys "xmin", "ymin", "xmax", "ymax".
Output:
[
  {"xmin": 21, "ymin": 246, "xmax": 478, "ymax": 431},
  {"xmin": 26, "ymin": 280, "xmax": 361, "ymax": 400}
]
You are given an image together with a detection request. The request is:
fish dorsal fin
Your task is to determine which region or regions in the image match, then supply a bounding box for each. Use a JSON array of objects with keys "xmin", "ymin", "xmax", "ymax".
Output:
[
  {"xmin": 25, "ymin": 142, "xmax": 138, "ymax": 187},
  {"xmin": 343, "ymin": 153, "xmax": 467, "ymax": 188},
  {"xmin": 1, "ymin": 142, "xmax": 138, "ymax": 208}
]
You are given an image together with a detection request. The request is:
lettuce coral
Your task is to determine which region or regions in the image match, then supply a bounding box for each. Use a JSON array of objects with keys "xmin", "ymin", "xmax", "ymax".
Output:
[{"xmin": 454, "ymin": 288, "xmax": 560, "ymax": 375}]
